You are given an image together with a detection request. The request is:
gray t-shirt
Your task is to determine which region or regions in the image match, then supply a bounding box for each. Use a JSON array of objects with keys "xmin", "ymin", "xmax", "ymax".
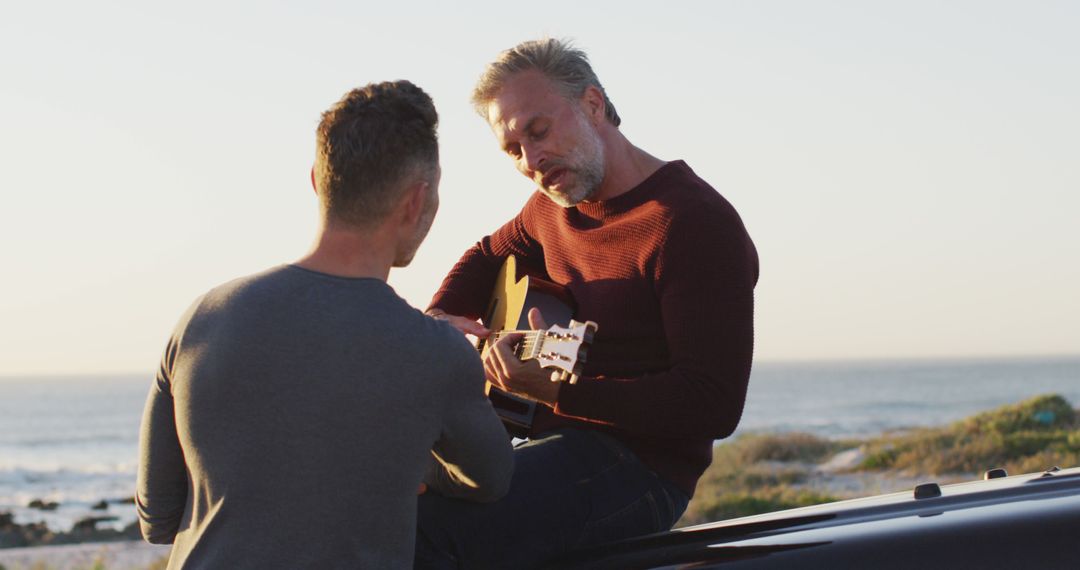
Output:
[{"xmin": 137, "ymin": 265, "xmax": 512, "ymax": 569}]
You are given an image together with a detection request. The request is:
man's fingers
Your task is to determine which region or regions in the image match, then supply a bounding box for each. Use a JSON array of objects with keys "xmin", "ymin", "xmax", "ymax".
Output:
[
  {"xmin": 456, "ymin": 317, "xmax": 492, "ymax": 337},
  {"xmin": 482, "ymin": 331, "xmax": 559, "ymax": 405},
  {"xmin": 431, "ymin": 312, "xmax": 491, "ymax": 338},
  {"xmin": 486, "ymin": 333, "xmax": 521, "ymax": 392},
  {"xmin": 484, "ymin": 338, "xmax": 509, "ymax": 388},
  {"xmin": 418, "ymin": 483, "xmax": 428, "ymax": 495},
  {"xmin": 527, "ymin": 307, "xmax": 548, "ymax": 331},
  {"xmin": 492, "ymin": 335, "xmax": 517, "ymax": 380},
  {"xmin": 483, "ymin": 354, "xmax": 501, "ymax": 387}
]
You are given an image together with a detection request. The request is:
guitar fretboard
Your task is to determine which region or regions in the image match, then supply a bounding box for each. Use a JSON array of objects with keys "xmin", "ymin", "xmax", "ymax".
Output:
[{"xmin": 485, "ymin": 330, "xmax": 544, "ymax": 360}]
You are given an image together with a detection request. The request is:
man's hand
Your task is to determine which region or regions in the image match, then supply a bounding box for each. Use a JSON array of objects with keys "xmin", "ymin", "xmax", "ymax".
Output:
[
  {"xmin": 427, "ymin": 309, "xmax": 491, "ymax": 338},
  {"xmin": 484, "ymin": 308, "xmax": 560, "ymax": 407}
]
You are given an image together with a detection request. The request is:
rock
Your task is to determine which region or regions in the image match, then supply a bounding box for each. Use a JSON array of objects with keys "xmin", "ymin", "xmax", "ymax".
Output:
[
  {"xmin": 72, "ymin": 516, "xmax": 119, "ymax": 533},
  {"xmin": 0, "ymin": 509, "xmax": 142, "ymax": 549},
  {"xmin": 1, "ymin": 521, "xmax": 54, "ymax": 547},
  {"xmin": 92, "ymin": 500, "xmax": 110, "ymax": 510},
  {"xmin": 27, "ymin": 499, "xmax": 59, "ymax": 511},
  {"xmin": 122, "ymin": 520, "xmax": 142, "ymax": 539},
  {"xmin": 0, "ymin": 529, "xmax": 28, "ymax": 549}
]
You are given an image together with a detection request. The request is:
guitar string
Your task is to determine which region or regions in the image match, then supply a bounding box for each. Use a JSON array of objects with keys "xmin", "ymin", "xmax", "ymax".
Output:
[{"xmin": 484, "ymin": 329, "xmax": 585, "ymax": 360}]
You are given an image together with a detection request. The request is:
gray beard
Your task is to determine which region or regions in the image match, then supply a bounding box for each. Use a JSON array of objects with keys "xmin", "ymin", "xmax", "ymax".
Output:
[
  {"xmin": 543, "ymin": 113, "xmax": 606, "ymax": 208},
  {"xmin": 546, "ymin": 161, "xmax": 603, "ymax": 207}
]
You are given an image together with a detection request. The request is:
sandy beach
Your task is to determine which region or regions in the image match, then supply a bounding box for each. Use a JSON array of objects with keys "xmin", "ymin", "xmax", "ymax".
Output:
[{"xmin": 0, "ymin": 540, "xmax": 170, "ymax": 570}]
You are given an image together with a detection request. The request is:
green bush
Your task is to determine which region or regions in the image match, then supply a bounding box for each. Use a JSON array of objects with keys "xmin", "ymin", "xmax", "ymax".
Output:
[
  {"xmin": 856, "ymin": 394, "xmax": 1079, "ymax": 474},
  {"xmin": 682, "ymin": 432, "xmax": 846, "ymax": 525},
  {"xmin": 731, "ymin": 432, "xmax": 838, "ymax": 464},
  {"xmin": 963, "ymin": 394, "xmax": 1076, "ymax": 433}
]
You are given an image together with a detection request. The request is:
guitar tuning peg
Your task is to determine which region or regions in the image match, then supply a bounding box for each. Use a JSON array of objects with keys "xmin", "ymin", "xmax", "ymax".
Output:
[
  {"xmin": 550, "ymin": 371, "xmax": 562, "ymax": 382},
  {"xmin": 569, "ymin": 373, "xmax": 579, "ymax": 384},
  {"xmin": 583, "ymin": 321, "xmax": 598, "ymax": 343}
]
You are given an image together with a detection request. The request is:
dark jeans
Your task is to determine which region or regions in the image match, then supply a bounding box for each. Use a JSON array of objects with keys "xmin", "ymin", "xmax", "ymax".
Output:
[{"xmin": 415, "ymin": 428, "xmax": 690, "ymax": 569}]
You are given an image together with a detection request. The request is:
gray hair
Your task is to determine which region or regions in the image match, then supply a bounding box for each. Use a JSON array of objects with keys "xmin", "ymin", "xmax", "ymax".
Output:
[{"xmin": 472, "ymin": 38, "xmax": 621, "ymax": 127}]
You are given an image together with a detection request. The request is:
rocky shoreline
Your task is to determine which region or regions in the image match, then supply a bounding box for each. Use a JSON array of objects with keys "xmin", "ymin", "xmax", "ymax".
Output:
[
  {"xmin": 0, "ymin": 500, "xmax": 169, "ymax": 570},
  {"xmin": 1, "ymin": 507, "xmax": 140, "ymax": 549}
]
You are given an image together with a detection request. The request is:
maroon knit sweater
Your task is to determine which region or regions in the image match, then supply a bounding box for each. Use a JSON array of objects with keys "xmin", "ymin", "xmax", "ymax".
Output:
[{"xmin": 429, "ymin": 161, "xmax": 758, "ymax": 495}]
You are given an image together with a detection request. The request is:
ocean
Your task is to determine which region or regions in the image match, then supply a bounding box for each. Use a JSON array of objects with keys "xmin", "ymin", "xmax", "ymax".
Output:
[{"xmin": 1, "ymin": 356, "xmax": 1078, "ymax": 533}]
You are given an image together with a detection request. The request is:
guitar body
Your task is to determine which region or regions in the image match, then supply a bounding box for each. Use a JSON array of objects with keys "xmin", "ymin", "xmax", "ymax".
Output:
[{"xmin": 478, "ymin": 256, "xmax": 576, "ymax": 438}]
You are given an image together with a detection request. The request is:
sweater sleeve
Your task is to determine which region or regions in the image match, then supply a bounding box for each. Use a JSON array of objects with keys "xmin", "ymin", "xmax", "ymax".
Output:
[
  {"xmin": 552, "ymin": 204, "xmax": 759, "ymax": 439},
  {"xmin": 424, "ymin": 330, "xmax": 514, "ymax": 502},
  {"xmin": 428, "ymin": 194, "xmax": 546, "ymax": 319},
  {"xmin": 136, "ymin": 333, "xmax": 189, "ymax": 544}
]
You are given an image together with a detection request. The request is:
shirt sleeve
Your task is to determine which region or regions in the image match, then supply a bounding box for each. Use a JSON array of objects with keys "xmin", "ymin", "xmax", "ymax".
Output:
[
  {"xmin": 424, "ymin": 331, "xmax": 514, "ymax": 502},
  {"xmin": 552, "ymin": 204, "xmax": 759, "ymax": 439},
  {"xmin": 135, "ymin": 333, "xmax": 189, "ymax": 544},
  {"xmin": 428, "ymin": 194, "xmax": 546, "ymax": 319}
]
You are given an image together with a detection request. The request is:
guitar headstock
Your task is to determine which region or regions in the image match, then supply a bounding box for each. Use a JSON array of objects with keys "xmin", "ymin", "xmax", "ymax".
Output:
[{"xmin": 533, "ymin": 319, "xmax": 598, "ymax": 384}]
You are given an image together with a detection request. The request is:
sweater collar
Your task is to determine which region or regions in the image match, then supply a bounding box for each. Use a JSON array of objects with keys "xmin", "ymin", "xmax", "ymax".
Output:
[{"xmin": 573, "ymin": 160, "xmax": 689, "ymax": 219}]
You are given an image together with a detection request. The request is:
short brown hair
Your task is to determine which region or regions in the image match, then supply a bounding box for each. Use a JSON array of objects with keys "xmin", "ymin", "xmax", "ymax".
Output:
[
  {"xmin": 314, "ymin": 80, "xmax": 439, "ymax": 227},
  {"xmin": 472, "ymin": 38, "xmax": 621, "ymax": 127}
]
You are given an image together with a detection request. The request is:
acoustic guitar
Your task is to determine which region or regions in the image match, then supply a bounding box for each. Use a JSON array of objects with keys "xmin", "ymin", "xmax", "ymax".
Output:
[{"xmin": 477, "ymin": 255, "xmax": 598, "ymax": 438}]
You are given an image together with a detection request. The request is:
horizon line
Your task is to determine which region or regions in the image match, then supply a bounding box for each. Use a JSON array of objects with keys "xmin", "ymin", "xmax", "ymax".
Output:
[{"xmin": 2, "ymin": 353, "xmax": 1079, "ymax": 380}]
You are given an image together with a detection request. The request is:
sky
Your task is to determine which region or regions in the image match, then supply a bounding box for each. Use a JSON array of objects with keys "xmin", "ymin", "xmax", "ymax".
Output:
[{"xmin": 1, "ymin": 1, "xmax": 1077, "ymax": 376}]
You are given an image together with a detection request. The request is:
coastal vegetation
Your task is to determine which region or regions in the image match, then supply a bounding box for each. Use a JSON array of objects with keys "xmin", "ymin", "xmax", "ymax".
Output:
[{"xmin": 681, "ymin": 393, "xmax": 1080, "ymax": 526}]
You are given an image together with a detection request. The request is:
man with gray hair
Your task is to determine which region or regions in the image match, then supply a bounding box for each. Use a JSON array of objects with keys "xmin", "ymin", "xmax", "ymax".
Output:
[
  {"xmin": 418, "ymin": 39, "xmax": 759, "ymax": 568},
  {"xmin": 137, "ymin": 81, "xmax": 512, "ymax": 569}
]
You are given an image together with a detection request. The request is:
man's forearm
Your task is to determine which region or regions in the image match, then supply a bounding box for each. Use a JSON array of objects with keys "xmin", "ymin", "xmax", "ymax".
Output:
[{"xmin": 425, "ymin": 354, "xmax": 515, "ymax": 502}]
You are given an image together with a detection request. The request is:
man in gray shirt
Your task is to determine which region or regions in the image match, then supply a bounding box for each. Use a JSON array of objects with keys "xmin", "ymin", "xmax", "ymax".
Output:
[{"xmin": 137, "ymin": 81, "xmax": 513, "ymax": 569}]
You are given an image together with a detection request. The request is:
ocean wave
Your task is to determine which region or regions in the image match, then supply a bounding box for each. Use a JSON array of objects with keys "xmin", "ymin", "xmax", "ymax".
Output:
[
  {"xmin": 0, "ymin": 434, "xmax": 137, "ymax": 447},
  {"xmin": 0, "ymin": 464, "xmax": 137, "ymax": 484}
]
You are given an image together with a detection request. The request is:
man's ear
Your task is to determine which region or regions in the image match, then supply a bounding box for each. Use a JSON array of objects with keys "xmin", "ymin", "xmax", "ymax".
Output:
[
  {"xmin": 400, "ymin": 181, "xmax": 428, "ymax": 226},
  {"xmin": 582, "ymin": 85, "xmax": 606, "ymax": 125},
  {"xmin": 310, "ymin": 166, "xmax": 318, "ymax": 196}
]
